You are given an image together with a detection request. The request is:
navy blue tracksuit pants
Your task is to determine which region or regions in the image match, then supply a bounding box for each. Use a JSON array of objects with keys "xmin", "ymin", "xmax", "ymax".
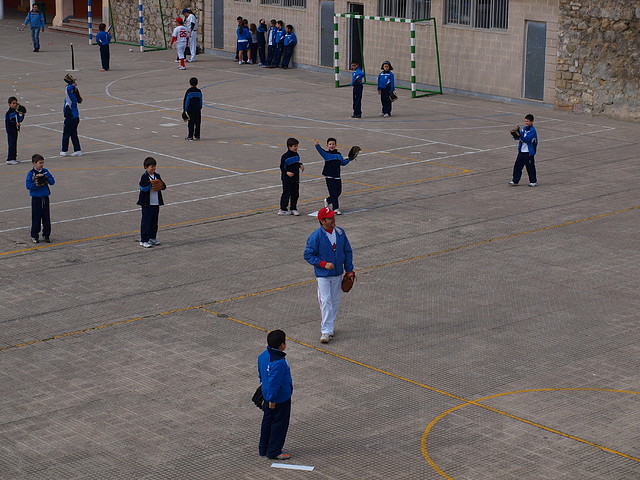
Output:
[
  {"xmin": 140, "ymin": 205, "xmax": 159, "ymax": 242},
  {"xmin": 281, "ymin": 46, "xmax": 294, "ymax": 68},
  {"xmin": 31, "ymin": 196, "xmax": 51, "ymax": 239},
  {"xmin": 62, "ymin": 116, "xmax": 81, "ymax": 153},
  {"xmin": 99, "ymin": 44, "xmax": 110, "ymax": 70},
  {"xmin": 380, "ymin": 87, "xmax": 392, "ymax": 115},
  {"xmin": 353, "ymin": 83, "xmax": 363, "ymax": 116},
  {"xmin": 7, "ymin": 131, "xmax": 18, "ymax": 161},
  {"xmin": 325, "ymin": 177, "xmax": 342, "ymax": 210},
  {"xmin": 512, "ymin": 152, "xmax": 537, "ymax": 184},
  {"xmin": 259, "ymin": 398, "xmax": 291, "ymax": 458}
]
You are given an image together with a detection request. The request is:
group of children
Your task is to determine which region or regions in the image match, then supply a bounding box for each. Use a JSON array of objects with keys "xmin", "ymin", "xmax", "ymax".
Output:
[
  {"xmin": 350, "ymin": 60, "xmax": 397, "ymax": 118},
  {"xmin": 235, "ymin": 17, "xmax": 297, "ymax": 69}
]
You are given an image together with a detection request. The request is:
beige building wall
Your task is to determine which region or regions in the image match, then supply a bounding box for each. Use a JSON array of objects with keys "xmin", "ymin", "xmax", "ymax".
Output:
[{"xmin": 203, "ymin": 0, "xmax": 559, "ymax": 104}]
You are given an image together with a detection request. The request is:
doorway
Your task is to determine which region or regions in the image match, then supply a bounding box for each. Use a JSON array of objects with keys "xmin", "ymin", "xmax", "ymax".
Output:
[
  {"xmin": 213, "ymin": 0, "xmax": 224, "ymax": 49},
  {"xmin": 523, "ymin": 21, "xmax": 546, "ymax": 101},
  {"xmin": 348, "ymin": 3, "xmax": 364, "ymax": 68},
  {"xmin": 319, "ymin": 0, "xmax": 334, "ymax": 67}
]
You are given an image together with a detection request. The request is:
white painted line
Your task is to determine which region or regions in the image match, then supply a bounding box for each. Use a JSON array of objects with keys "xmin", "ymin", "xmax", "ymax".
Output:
[
  {"xmin": 271, "ymin": 463, "xmax": 314, "ymax": 471},
  {"xmin": 160, "ymin": 123, "xmax": 179, "ymax": 127}
]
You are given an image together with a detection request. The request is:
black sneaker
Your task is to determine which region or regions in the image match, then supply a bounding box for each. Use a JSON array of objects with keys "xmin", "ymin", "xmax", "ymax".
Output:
[
  {"xmin": 32, "ymin": 237, "xmax": 39, "ymax": 243},
  {"xmin": 43, "ymin": 237, "xmax": 51, "ymax": 243}
]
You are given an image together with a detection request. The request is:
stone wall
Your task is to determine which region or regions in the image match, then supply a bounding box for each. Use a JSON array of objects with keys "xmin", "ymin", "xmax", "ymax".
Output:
[
  {"xmin": 109, "ymin": 0, "xmax": 204, "ymax": 50},
  {"xmin": 556, "ymin": 0, "xmax": 640, "ymax": 121}
]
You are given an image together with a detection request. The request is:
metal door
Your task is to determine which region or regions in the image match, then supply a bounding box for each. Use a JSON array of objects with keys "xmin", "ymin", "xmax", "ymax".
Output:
[
  {"xmin": 348, "ymin": 3, "xmax": 364, "ymax": 67},
  {"xmin": 213, "ymin": 0, "xmax": 224, "ymax": 49},
  {"xmin": 524, "ymin": 21, "xmax": 546, "ymax": 101},
  {"xmin": 319, "ymin": 0, "xmax": 334, "ymax": 66}
]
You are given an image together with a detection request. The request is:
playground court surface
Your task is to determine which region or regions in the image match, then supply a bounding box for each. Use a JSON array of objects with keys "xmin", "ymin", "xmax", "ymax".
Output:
[{"xmin": 1, "ymin": 17, "xmax": 639, "ymax": 480}]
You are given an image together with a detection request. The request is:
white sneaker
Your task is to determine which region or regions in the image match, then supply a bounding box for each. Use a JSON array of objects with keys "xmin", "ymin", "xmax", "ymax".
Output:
[
  {"xmin": 334, "ymin": 209, "xmax": 342, "ymax": 215},
  {"xmin": 6, "ymin": 160, "xmax": 18, "ymax": 165},
  {"xmin": 508, "ymin": 181, "xmax": 518, "ymax": 186},
  {"xmin": 140, "ymin": 241, "xmax": 153, "ymax": 248},
  {"xmin": 60, "ymin": 151, "xmax": 68, "ymax": 157},
  {"xmin": 290, "ymin": 210, "xmax": 300, "ymax": 216},
  {"xmin": 71, "ymin": 151, "xmax": 83, "ymax": 157},
  {"xmin": 529, "ymin": 182, "xmax": 538, "ymax": 187},
  {"xmin": 277, "ymin": 209, "xmax": 291, "ymax": 215},
  {"xmin": 383, "ymin": 113, "xmax": 390, "ymax": 118},
  {"xmin": 149, "ymin": 239, "xmax": 160, "ymax": 245},
  {"xmin": 178, "ymin": 66, "xmax": 186, "ymax": 70},
  {"xmin": 320, "ymin": 333, "xmax": 331, "ymax": 344}
]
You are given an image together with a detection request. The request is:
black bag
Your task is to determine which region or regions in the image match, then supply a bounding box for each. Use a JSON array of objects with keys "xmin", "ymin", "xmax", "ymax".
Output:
[{"xmin": 252, "ymin": 385, "xmax": 264, "ymax": 409}]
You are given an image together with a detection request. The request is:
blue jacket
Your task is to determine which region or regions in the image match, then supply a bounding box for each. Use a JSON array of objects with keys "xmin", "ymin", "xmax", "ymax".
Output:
[
  {"xmin": 258, "ymin": 347, "xmax": 293, "ymax": 404},
  {"xmin": 351, "ymin": 67, "xmax": 365, "ymax": 87},
  {"xmin": 6, "ymin": 107, "xmax": 24, "ymax": 134},
  {"xmin": 274, "ymin": 28, "xmax": 285, "ymax": 45},
  {"xmin": 518, "ymin": 125, "xmax": 538, "ymax": 156},
  {"xmin": 96, "ymin": 31, "xmax": 111, "ymax": 46},
  {"xmin": 304, "ymin": 225, "xmax": 354, "ymax": 277},
  {"xmin": 237, "ymin": 26, "xmax": 251, "ymax": 44},
  {"xmin": 137, "ymin": 172, "xmax": 166, "ymax": 206},
  {"xmin": 183, "ymin": 86, "xmax": 202, "ymax": 112},
  {"xmin": 315, "ymin": 144, "xmax": 351, "ymax": 178},
  {"xmin": 283, "ymin": 31, "xmax": 297, "ymax": 47},
  {"xmin": 26, "ymin": 168, "xmax": 55, "ymax": 197},
  {"xmin": 24, "ymin": 11, "xmax": 45, "ymax": 29},
  {"xmin": 63, "ymin": 84, "xmax": 80, "ymax": 119},
  {"xmin": 377, "ymin": 71, "xmax": 395, "ymax": 91},
  {"xmin": 280, "ymin": 149, "xmax": 302, "ymax": 181}
]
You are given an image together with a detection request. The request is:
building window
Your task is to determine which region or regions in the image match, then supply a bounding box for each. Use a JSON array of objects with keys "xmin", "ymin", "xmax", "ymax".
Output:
[
  {"xmin": 378, "ymin": 0, "xmax": 431, "ymax": 20},
  {"xmin": 260, "ymin": 0, "xmax": 306, "ymax": 7},
  {"xmin": 445, "ymin": 0, "xmax": 508, "ymax": 29}
]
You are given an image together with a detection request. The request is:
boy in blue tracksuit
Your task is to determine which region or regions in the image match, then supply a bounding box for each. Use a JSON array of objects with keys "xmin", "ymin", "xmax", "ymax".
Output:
[
  {"xmin": 264, "ymin": 19, "xmax": 277, "ymax": 66},
  {"xmin": 183, "ymin": 77, "xmax": 203, "ymax": 140},
  {"xmin": 377, "ymin": 60, "xmax": 395, "ymax": 117},
  {"xmin": 280, "ymin": 25, "xmax": 297, "ymax": 69},
  {"xmin": 509, "ymin": 114, "xmax": 539, "ymax": 186},
  {"xmin": 96, "ymin": 23, "xmax": 111, "ymax": 71},
  {"xmin": 278, "ymin": 137, "xmax": 305, "ymax": 216},
  {"xmin": 350, "ymin": 61, "xmax": 365, "ymax": 118},
  {"xmin": 6, "ymin": 97, "xmax": 25, "ymax": 165},
  {"xmin": 258, "ymin": 329, "xmax": 293, "ymax": 460},
  {"xmin": 23, "ymin": 3, "xmax": 45, "ymax": 52},
  {"xmin": 269, "ymin": 21, "xmax": 285, "ymax": 67},
  {"xmin": 26, "ymin": 154, "xmax": 55, "ymax": 243},
  {"xmin": 256, "ymin": 19, "xmax": 267, "ymax": 65},
  {"xmin": 137, "ymin": 157, "xmax": 166, "ymax": 248},
  {"xmin": 61, "ymin": 74, "xmax": 82, "ymax": 157},
  {"xmin": 314, "ymin": 137, "xmax": 352, "ymax": 214}
]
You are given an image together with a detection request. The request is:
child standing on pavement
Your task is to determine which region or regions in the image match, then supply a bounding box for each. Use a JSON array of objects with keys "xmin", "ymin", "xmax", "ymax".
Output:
[
  {"xmin": 96, "ymin": 23, "xmax": 111, "ymax": 71},
  {"xmin": 137, "ymin": 157, "xmax": 166, "ymax": 248},
  {"xmin": 170, "ymin": 17, "xmax": 189, "ymax": 70},
  {"xmin": 6, "ymin": 96, "xmax": 25, "ymax": 165},
  {"xmin": 377, "ymin": 61, "xmax": 395, "ymax": 117},
  {"xmin": 281, "ymin": 25, "xmax": 297, "ymax": 69},
  {"xmin": 314, "ymin": 137, "xmax": 352, "ymax": 215},
  {"xmin": 183, "ymin": 77, "xmax": 203, "ymax": 140},
  {"xmin": 26, "ymin": 154, "xmax": 55, "ymax": 243},
  {"xmin": 350, "ymin": 61, "xmax": 364, "ymax": 118},
  {"xmin": 278, "ymin": 137, "xmax": 305, "ymax": 216}
]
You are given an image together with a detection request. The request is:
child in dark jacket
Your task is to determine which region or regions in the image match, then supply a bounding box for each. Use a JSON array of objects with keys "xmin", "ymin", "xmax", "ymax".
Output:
[
  {"xmin": 25, "ymin": 154, "xmax": 55, "ymax": 243},
  {"xmin": 278, "ymin": 137, "xmax": 305, "ymax": 216},
  {"xmin": 6, "ymin": 96, "xmax": 25, "ymax": 165},
  {"xmin": 96, "ymin": 23, "xmax": 111, "ymax": 71},
  {"xmin": 313, "ymin": 137, "xmax": 352, "ymax": 214},
  {"xmin": 183, "ymin": 77, "xmax": 203, "ymax": 140},
  {"xmin": 281, "ymin": 25, "xmax": 297, "ymax": 69},
  {"xmin": 137, "ymin": 157, "xmax": 166, "ymax": 248}
]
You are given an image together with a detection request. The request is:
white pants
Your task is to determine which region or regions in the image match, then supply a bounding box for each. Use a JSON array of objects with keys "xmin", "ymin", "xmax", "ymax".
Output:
[
  {"xmin": 176, "ymin": 43, "xmax": 186, "ymax": 60},
  {"xmin": 317, "ymin": 276, "xmax": 342, "ymax": 335},
  {"xmin": 189, "ymin": 32, "xmax": 197, "ymax": 62}
]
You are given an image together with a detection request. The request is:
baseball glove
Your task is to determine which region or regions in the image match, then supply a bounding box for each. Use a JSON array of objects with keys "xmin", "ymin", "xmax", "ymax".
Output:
[
  {"xmin": 347, "ymin": 146, "xmax": 361, "ymax": 161},
  {"xmin": 34, "ymin": 174, "xmax": 48, "ymax": 186},
  {"xmin": 17, "ymin": 104, "xmax": 27, "ymax": 115},
  {"xmin": 510, "ymin": 125, "xmax": 521, "ymax": 140},
  {"xmin": 341, "ymin": 271, "xmax": 356, "ymax": 293},
  {"xmin": 389, "ymin": 91, "xmax": 398, "ymax": 102},
  {"xmin": 181, "ymin": 111, "xmax": 189, "ymax": 122},
  {"xmin": 252, "ymin": 385, "xmax": 264, "ymax": 409},
  {"xmin": 150, "ymin": 179, "xmax": 164, "ymax": 191}
]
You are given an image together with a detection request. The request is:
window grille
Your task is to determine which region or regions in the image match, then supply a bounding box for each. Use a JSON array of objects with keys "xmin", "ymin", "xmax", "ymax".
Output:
[
  {"xmin": 378, "ymin": 0, "xmax": 431, "ymax": 20},
  {"xmin": 445, "ymin": 0, "xmax": 508, "ymax": 29},
  {"xmin": 260, "ymin": 0, "xmax": 306, "ymax": 7}
]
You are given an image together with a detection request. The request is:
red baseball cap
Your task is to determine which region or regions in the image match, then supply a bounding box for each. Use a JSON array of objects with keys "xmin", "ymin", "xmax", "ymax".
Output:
[
  {"xmin": 317, "ymin": 207, "xmax": 335, "ymax": 221},
  {"xmin": 175, "ymin": 17, "xmax": 184, "ymax": 23}
]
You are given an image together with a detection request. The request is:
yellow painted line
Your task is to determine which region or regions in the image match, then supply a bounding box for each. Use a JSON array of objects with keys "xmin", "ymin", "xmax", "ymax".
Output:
[{"xmin": 421, "ymin": 388, "xmax": 640, "ymax": 479}]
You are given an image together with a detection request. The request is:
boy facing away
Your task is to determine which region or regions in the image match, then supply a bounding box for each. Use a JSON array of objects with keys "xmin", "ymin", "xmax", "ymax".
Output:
[
  {"xmin": 96, "ymin": 23, "xmax": 111, "ymax": 71},
  {"xmin": 278, "ymin": 137, "xmax": 304, "ymax": 216},
  {"xmin": 314, "ymin": 137, "xmax": 352, "ymax": 215},
  {"xmin": 6, "ymin": 96, "xmax": 25, "ymax": 165},
  {"xmin": 137, "ymin": 157, "xmax": 166, "ymax": 248},
  {"xmin": 25, "ymin": 154, "xmax": 55, "ymax": 243},
  {"xmin": 183, "ymin": 77, "xmax": 202, "ymax": 140}
]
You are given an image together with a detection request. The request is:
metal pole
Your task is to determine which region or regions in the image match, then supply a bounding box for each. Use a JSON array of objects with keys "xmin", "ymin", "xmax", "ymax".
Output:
[
  {"xmin": 410, "ymin": 22, "xmax": 416, "ymax": 97},
  {"xmin": 87, "ymin": 0, "xmax": 93, "ymax": 45},
  {"xmin": 334, "ymin": 17, "xmax": 339, "ymax": 87},
  {"xmin": 70, "ymin": 43, "xmax": 75, "ymax": 70},
  {"xmin": 138, "ymin": 0, "xmax": 144, "ymax": 52}
]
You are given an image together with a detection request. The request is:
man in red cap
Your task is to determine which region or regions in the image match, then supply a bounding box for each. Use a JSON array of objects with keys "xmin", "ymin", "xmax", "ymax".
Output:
[
  {"xmin": 304, "ymin": 207, "xmax": 355, "ymax": 343},
  {"xmin": 170, "ymin": 17, "xmax": 189, "ymax": 70}
]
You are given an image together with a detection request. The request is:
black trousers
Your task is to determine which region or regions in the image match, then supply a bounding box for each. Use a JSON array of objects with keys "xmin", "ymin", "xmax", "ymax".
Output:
[
  {"xmin": 259, "ymin": 398, "xmax": 291, "ymax": 458},
  {"xmin": 31, "ymin": 196, "xmax": 51, "ymax": 239},
  {"xmin": 140, "ymin": 205, "xmax": 160, "ymax": 242},
  {"xmin": 281, "ymin": 45, "xmax": 294, "ymax": 67},
  {"xmin": 271, "ymin": 44, "xmax": 283, "ymax": 66},
  {"xmin": 257, "ymin": 34, "xmax": 266, "ymax": 64},
  {"xmin": 99, "ymin": 44, "xmax": 110, "ymax": 70},
  {"xmin": 187, "ymin": 110, "xmax": 201, "ymax": 139},
  {"xmin": 62, "ymin": 116, "xmax": 81, "ymax": 152},
  {"xmin": 512, "ymin": 152, "xmax": 537, "ymax": 184},
  {"xmin": 353, "ymin": 83, "xmax": 363, "ymax": 116},
  {"xmin": 280, "ymin": 176, "xmax": 299, "ymax": 210},
  {"xmin": 380, "ymin": 88, "xmax": 392, "ymax": 115},
  {"xmin": 7, "ymin": 131, "xmax": 18, "ymax": 161},
  {"xmin": 266, "ymin": 44, "xmax": 275, "ymax": 65},
  {"xmin": 325, "ymin": 177, "xmax": 342, "ymax": 210}
]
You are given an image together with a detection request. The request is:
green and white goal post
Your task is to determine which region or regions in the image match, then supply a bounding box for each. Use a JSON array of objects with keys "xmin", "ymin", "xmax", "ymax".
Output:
[{"xmin": 333, "ymin": 14, "xmax": 443, "ymax": 98}]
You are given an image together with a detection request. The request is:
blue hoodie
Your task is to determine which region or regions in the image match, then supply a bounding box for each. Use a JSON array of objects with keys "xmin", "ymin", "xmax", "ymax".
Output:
[
  {"xmin": 518, "ymin": 124, "xmax": 538, "ymax": 156},
  {"xmin": 24, "ymin": 10, "xmax": 45, "ymax": 29},
  {"xmin": 258, "ymin": 346, "xmax": 293, "ymax": 404},
  {"xmin": 377, "ymin": 70, "xmax": 395, "ymax": 92},
  {"xmin": 304, "ymin": 225, "xmax": 354, "ymax": 277},
  {"xmin": 283, "ymin": 31, "xmax": 297, "ymax": 47},
  {"xmin": 26, "ymin": 167, "xmax": 55, "ymax": 197},
  {"xmin": 351, "ymin": 67, "xmax": 365, "ymax": 86}
]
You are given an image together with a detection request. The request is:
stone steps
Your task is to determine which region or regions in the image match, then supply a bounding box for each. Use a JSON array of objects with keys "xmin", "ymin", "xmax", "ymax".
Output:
[{"xmin": 50, "ymin": 18, "xmax": 103, "ymax": 38}]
